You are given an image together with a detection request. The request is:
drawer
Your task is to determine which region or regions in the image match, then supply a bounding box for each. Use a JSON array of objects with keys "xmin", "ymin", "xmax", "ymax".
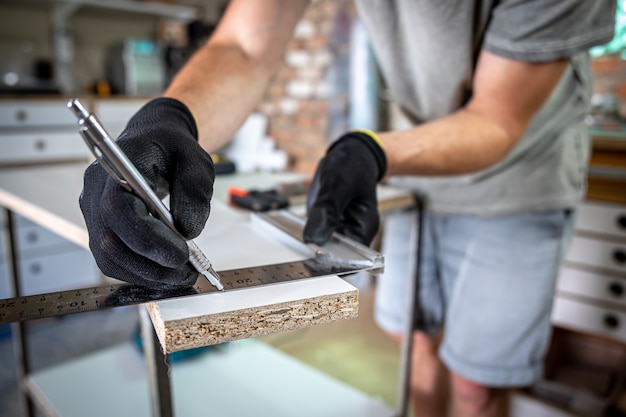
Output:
[
  {"xmin": 551, "ymin": 295, "xmax": 626, "ymax": 343},
  {"xmin": 93, "ymin": 99, "xmax": 147, "ymax": 122},
  {"xmin": 0, "ymin": 100, "xmax": 78, "ymax": 127},
  {"xmin": 557, "ymin": 266, "xmax": 626, "ymax": 307},
  {"xmin": 18, "ymin": 249, "xmax": 101, "ymax": 296},
  {"xmin": 576, "ymin": 202, "xmax": 626, "ymax": 240},
  {"xmin": 566, "ymin": 235, "xmax": 626, "ymax": 275},
  {"xmin": 92, "ymin": 99, "xmax": 147, "ymax": 139},
  {"xmin": 0, "ymin": 260, "xmax": 12, "ymax": 299},
  {"xmin": 14, "ymin": 215, "xmax": 70, "ymax": 249},
  {"xmin": 0, "ymin": 131, "xmax": 91, "ymax": 164},
  {"xmin": 15, "ymin": 224, "xmax": 78, "ymax": 258},
  {"xmin": 1, "ymin": 216, "xmax": 72, "ymax": 258}
]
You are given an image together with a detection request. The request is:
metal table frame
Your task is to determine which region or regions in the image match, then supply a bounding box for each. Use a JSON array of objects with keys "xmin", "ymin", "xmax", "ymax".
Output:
[
  {"xmin": 4, "ymin": 206, "xmax": 175, "ymax": 417},
  {"xmin": 4, "ymin": 198, "xmax": 421, "ymax": 417}
]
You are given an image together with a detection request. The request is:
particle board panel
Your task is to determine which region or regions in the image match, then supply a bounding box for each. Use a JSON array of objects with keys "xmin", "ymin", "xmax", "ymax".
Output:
[
  {"xmin": 146, "ymin": 197, "xmax": 363, "ymax": 354},
  {"xmin": 147, "ymin": 276, "xmax": 359, "ymax": 353}
]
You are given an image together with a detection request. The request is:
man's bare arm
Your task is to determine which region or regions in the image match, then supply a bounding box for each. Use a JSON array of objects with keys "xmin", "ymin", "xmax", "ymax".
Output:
[
  {"xmin": 164, "ymin": 0, "xmax": 309, "ymax": 152},
  {"xmin": 380, "ymin": 50, "xmax": 569, "ymax": 176}
]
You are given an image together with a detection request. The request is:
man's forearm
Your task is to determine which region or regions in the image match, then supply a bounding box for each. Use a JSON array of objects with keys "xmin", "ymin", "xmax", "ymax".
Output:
[
  {"xmin": 163, "ymin": 0, "xmax": 309, "ymax": 153},
  {"xmin": 164, "ymin": 43, "xmax": 275, "ymax": 152},
  {"xmin": 380, "ymin": 51, "xmax": 569, "ymax": 178},
  {"xmin": 380, "ymin": 108, "xmax": 518, "ymax": 177}
]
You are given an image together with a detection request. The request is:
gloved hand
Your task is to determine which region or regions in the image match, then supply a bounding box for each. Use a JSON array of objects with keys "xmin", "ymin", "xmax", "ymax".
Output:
[
  {"xmin": 304, "ymin": 130, "xmax": 387, "ymax": 246},
  {"xmin": 79, "ymin": 98, "xmax": 215, "ymax": 289}
]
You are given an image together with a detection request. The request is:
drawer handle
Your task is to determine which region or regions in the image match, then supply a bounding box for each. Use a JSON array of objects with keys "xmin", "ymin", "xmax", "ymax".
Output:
[
  {"xmin": 618, "ymin": 215, "xmax": 626, "ymax": 230},
  {"xmin": 29, "ymin": 262, "xmax": 41, "ymax": 275},
  {"xmin": 614, "ymin": 249, "xmax": 626, "ymax": 265},
  {"xmin": 604, "ymin": 314, "xmax": 620, "ymax": 330},
  {"xmin": 15, "ymin": 109, "xmax": 27, "ymax": 122},
  {"xmin": 26, "ymin": 231, "xmax": 39, "ymax": 244},
  {"xmin": 34, "ymin": 139, "xmax": 47, "ymax": 152},
  {"xmin": 609, "ymin": 282, "xmax": 624, "ymax": 297}
]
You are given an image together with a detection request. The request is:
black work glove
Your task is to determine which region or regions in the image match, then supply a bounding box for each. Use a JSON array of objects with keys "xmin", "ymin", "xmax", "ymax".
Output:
[
  {"xmin": 80, "ymin": 98, "xmax": 215, "ymax": 290},
  {"xmin": 304, "ymin": 130, "xmax": 386, "ymax": 246}
]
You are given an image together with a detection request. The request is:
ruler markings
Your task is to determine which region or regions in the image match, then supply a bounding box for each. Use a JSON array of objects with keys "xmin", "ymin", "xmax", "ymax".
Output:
[{"xmin": 0, "ymin": 259, "xmax": 363, "ymax": 324}]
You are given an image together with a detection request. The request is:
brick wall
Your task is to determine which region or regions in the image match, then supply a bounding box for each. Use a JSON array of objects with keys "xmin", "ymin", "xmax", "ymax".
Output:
[
  {"xmin": 591, "ymin": 54, "xmax": 626, "ymax": 119},
  {"xmin": 257, "ymin": 0, "xmax": 355, "ymax": 174}
]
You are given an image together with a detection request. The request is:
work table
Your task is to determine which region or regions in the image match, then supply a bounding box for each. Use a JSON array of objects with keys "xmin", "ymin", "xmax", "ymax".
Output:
[
  {"xmin": 0, "ymin": 160, "xmax": 413, "ymax": 417},
  {"xmin": 3, "ymin": 120, "xmax": 622, "ymax": 416}
]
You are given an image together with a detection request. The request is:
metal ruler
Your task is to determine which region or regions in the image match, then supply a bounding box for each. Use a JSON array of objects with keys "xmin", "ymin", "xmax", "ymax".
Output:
[{"xmin": 0, "ymin": 210, "xmax": 383, "ymax": 324}]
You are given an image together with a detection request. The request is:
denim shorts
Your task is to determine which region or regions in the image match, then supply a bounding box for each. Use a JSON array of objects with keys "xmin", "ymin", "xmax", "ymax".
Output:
[{"xmin": 374, "ymin": 207, "xmax": 576, "ymax": 387}]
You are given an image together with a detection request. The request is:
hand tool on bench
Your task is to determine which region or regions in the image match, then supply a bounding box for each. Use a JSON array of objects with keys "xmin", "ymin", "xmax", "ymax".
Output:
[{"xmin": 228, "ymin": 187, "xmax": 289, "ymax": 212}]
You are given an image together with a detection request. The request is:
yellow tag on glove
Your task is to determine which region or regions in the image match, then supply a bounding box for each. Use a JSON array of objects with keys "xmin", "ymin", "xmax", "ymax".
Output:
[{"xmin": 351, "ymin": 128, "xmax": 384, "ymax": 149}]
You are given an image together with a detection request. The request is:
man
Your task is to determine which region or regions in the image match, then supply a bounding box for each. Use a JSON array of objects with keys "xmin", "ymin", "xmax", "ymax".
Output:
[{"xmin": 80, "ymin": 1, "xmax": 616, "ymax": 416}]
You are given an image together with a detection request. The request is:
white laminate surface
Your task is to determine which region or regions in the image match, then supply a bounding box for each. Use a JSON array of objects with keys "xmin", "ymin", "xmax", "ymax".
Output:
[
  {"xmin": 156, "ymin": 276, "xmax": 354, "ymax": 321},
  {"xmin": 191, "ymin": 198, "xmax": 307, "ymax": 271}
]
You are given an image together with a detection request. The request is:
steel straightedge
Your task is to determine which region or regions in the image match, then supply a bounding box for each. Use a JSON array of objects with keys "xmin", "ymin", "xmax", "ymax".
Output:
[{"xmin": 0, "ymin": 210, "xmax": 383, "ymax": 324}]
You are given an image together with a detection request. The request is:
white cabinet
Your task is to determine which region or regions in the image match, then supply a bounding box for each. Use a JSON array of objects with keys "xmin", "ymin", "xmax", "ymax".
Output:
[
  {"xmin": 0, "ymin": 98, "xmax": 152, "ymax": 297},
  {"xmin": 0, "ymin": 213, "xmax": 101, "ymax": 298},
  {"xmin": 0, "ymin": 97, "xmax": 150, "ymax": 166},
  {"xmin": 0, "ymin": 98, "xmax": 99, "ymax": 297},
  {"xmin": 92, "ymin": 98, "xmax": 148, "ymax": 139},
  {"xmin": 553, "ymin": 201, "xmax": 626, "ymax": 343},
  {"xmin": 0, "ymin": 101, "xmax": 77, "ymax": 127},
  {"xmin": 0, "ymin": 131, "xmax": 93, "ymax": 165},
  {"xmin": 17, "ymin": 244, "xmax": 101, "ymax": 296},
  {"xmin": 0, "ymin": 98, "xmax": 92, "ymax": 165},
  {"xmin": 527, "ymin": 201, "xmax": 626, "ymax": 417}
]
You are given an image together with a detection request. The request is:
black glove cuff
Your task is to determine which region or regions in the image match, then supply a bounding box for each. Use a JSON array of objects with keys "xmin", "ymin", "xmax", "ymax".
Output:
[
  {"xmin": 329, "ymin": 131, "xmax": 387, "ymax": 181},
  {"xmin": 129, "ymin": 97, "xmax": 199, "ymax": 141}
]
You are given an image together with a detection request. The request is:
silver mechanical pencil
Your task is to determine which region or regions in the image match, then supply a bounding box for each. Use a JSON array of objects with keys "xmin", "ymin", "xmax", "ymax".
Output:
[{"xmin": 67, "ymin": 98, "xmax": 224, "ymax": 291}]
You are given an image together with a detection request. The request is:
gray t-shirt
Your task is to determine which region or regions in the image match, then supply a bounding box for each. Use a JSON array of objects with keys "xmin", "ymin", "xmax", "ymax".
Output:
[{"xmin": 355, "ymin": 0, "xmax": 616, "ymax": 215}]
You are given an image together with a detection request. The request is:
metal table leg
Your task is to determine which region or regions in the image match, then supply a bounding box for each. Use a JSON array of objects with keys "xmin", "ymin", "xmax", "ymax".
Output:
[
  {"xmin": 396, "ymin": 195, "xmax": 424, "ymax": 417},
  {"xmin": 5, "ymin": 208, "xmax": 36, "ymax": 417},
  {"xmin": 140, "ymin": 305, "xmax": 174, "ymax": 417}
]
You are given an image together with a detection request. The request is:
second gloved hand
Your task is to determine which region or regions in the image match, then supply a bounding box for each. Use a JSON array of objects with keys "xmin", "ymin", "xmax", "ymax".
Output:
[
  {"xmin": 79, "ymin": 98, "xmax": 215, "ymax": 289},
  {"xmin": 304, "ymin": 130, "xmax": 387, "ymax": 246}
]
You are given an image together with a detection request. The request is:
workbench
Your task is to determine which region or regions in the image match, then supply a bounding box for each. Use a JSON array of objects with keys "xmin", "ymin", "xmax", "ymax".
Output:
[{"xmin": 0, "ymin": 161, "xmax": 414, "ymax": 417}]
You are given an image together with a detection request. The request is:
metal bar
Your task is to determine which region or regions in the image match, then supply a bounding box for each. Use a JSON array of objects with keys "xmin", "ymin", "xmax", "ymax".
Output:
[
  {"xmin": 0, "ymin": 211, "xmax": 381, "ymax": 325},
  {"xmin": 140, "ymin": 305, "xmax": 174, "ymax": 417},
  {"xmin": 0, "ymin": 258, "xmax": 367, "ymax": 324},
  {"xmin": 396, "ymin": 195, "xmax": 424, "ymax": 417},
  {"xmin": 587, "ymin": 165, "xmax": 626, "ymax": 180},
  {"xmin": 5, "ymin": 208, "xmax": 36, "ymax": 417},
  {"xmin": 252, "ymin": 210, "xmax": 384, "ymax": 269}
]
